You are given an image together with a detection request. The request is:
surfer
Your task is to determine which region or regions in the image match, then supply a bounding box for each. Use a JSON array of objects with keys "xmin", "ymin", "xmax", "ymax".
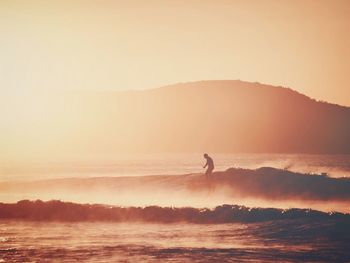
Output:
[{"xmin": 203, "ymin": 153, "xmax": 214, "ymax": 177}]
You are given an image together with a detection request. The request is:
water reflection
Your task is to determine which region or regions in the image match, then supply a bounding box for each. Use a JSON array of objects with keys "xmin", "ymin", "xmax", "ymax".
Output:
[{"xmin": 0, "ymin": 220, "xmax": 349, "ymax": 262}]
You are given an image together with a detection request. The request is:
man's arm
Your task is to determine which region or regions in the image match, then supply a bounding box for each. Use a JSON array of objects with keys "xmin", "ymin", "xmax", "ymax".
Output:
[{"xmin": 203, "ymin": 161, "xmax": 208, "ymax": 168}]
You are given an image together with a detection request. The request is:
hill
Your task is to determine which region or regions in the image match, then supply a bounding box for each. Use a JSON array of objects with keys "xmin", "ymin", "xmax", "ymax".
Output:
[
  {"xmin": 2, "ymin": 80, "xmax": 350, "ymax": 157},
  {"xmin": 77, "ymin": 80, "xmax": 350, "ymax": 154}
]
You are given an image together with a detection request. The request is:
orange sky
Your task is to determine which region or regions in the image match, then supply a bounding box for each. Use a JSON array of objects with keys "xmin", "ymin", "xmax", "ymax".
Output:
[{"xmin": 0, "ymin": 0, "xmax": 349, "ymax": 105}]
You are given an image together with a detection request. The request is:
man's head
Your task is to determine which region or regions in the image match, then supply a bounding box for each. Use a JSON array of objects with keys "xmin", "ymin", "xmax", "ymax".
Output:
[{"xmin": 204, "ymin": 153, "xmax": 208, "ymax": 158}]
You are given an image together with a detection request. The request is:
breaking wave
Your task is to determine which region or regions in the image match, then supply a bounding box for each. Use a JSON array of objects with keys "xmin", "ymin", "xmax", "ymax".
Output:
[
  {"xmin": 1, "ymin": 167, "xmax": 350, "ymax": 212},
  {"xmin": 0, "ymin": 200, "xmax": 349, "ymax": 223}
]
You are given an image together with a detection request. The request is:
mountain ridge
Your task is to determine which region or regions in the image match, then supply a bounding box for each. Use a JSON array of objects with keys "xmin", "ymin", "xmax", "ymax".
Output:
[
  {"xmin": 97, "ymin": 80, "xmax": 349, "ymax": 154},
  {"xmin": 2, "ymin": 80, "xmax": 349, "ymax": 157},
  {"xmin": 53, "ymin": 80, "xmax": 350, "ymax": 154},
  {"xmin": 142, "ymin": 80, "xmax": 348, "ymax": 109}
]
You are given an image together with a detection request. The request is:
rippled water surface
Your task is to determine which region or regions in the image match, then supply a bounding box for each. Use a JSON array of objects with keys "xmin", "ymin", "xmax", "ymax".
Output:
[
  {"xmin": 0, "ymin": 220, "xmax": 349, "ymax": 262},
  {"xmin": 1, "ymin": 154, "xmax": 349, "ymax": 262}
]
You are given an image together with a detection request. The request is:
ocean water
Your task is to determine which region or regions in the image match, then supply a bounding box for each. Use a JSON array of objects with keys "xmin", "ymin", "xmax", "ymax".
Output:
[
  {"xmin": 1, "ymin": 153, "xmax": 350, "ymax": 181},
  {"xmin": 0, "ymin": 153, "xmax": 350, "ymax": 262},
  {"xmin": 0, "ymin": 219, "xmax": 349, "ymax": 262}
]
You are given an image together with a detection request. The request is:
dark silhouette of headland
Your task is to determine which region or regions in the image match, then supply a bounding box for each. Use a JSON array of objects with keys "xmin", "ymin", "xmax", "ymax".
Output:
[{"xmin": 53, "ymin": 80, "xmax": 350, "ymax": 154}]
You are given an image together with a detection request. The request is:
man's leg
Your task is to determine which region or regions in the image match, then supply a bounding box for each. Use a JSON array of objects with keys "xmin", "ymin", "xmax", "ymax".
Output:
[
  {"xmin": 205, "ymin": 168, "xmax": 212, "ymax": 179},
  {"xmin": 205, "ymin": 169, "xmax": 210, "ymax": 179}
]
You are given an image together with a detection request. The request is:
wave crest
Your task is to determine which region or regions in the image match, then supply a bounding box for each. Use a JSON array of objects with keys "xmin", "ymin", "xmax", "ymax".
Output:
[{"xmin": 0, "ymin": 200, "xmax": 349, "ymax": 223}]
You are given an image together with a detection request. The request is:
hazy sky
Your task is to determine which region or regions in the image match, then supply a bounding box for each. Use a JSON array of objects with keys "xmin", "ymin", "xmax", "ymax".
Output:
[{"xmin": 1, "ymin": 0, "xmax": 349, "ymax": 105}]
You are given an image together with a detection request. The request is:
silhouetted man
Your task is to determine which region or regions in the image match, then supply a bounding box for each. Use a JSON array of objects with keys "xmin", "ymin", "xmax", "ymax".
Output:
[{"xmin": 203, "ymin": 153, "xmax": 214, "ymax": 177}]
